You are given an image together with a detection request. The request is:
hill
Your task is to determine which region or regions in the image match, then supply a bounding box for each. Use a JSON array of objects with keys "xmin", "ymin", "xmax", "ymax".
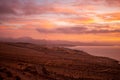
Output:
[
  {"xmin": 0, "ymin": 37, "xmax": 117, "ymax": 46},
  {"xmin": 0, "ymin": 42, "xmax": 120, "ymax": 80}
]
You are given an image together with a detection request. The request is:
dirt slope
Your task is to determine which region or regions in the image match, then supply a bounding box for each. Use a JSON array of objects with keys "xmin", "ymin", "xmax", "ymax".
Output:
[{"xmin": 0, "ymin": 42, "xmax": 120, "ymax": 80}]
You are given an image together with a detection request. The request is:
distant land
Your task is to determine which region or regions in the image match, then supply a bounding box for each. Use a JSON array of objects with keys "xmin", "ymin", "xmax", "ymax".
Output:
[{"xmin": 0, "ymin": 37, "xmax": 119, "ymax": 46}]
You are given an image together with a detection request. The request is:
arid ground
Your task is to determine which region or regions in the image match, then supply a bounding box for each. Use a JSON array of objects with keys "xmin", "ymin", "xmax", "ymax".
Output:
[{"xmin": 0, "ymin": 42, "xmax": 120, "ymax": 80}]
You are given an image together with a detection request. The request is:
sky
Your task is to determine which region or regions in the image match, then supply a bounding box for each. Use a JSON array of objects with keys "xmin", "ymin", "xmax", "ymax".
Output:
[{"xmin": 0, "ymin": 0, "xmax": 120, "ymax": 43}]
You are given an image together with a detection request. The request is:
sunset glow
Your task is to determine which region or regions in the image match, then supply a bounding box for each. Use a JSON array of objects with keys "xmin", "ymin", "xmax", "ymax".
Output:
[{"xmin": 0, "ymin": 0, "xmax": 120, "ymax": 44}]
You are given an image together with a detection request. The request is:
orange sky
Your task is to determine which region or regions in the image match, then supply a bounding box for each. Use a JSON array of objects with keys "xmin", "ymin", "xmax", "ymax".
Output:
[{"xmin": 0, "ymin": 0, "xmax": 120, "ymax": 44}]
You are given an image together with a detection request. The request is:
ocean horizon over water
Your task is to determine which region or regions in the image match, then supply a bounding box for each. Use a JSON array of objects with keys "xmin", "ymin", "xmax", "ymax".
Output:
[{"xmin": 67, "ymin": 46, "xmax": 120, "ymax": 61}]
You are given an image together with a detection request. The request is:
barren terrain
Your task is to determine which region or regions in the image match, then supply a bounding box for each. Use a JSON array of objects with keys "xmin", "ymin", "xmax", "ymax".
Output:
[{"xmin": 0, "ymin": 42, "xmax": 120, "ymax": 80}]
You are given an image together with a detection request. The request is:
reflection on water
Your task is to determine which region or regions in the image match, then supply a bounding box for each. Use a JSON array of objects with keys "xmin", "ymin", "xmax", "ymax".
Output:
[{"xmin": 68, "ymin": 46, "xmax": 120, "ymax": 61}]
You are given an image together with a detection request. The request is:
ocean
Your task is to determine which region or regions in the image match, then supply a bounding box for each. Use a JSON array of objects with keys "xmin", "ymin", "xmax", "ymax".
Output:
[{"xmin": 67, "ymin": 46, "xmax": 120, "ymax": 61}]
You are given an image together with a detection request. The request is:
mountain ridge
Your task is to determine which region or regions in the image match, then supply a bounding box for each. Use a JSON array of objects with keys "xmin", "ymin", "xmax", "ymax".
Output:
[{"xmin": 0, "ymin": 37, "xmax": 118, "ymax": 46}]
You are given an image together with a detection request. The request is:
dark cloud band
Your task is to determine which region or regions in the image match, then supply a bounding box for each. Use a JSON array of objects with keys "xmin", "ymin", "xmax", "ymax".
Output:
[{"xmin": 37, "ymin": 27, "xmax": 120, "ymax": 34}]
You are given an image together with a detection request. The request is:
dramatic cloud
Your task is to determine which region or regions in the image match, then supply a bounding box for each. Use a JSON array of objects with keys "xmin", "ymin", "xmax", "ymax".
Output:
[
  {"xmin": 37, "ymin": 26, "xmax": 120, "ymax": 34},
  {"xmin": 0, "ymin": 0, "xmax": 119, "ymax": 15},
  {"xmin": 98, "ymin": 12, "xmax": 120, "ymax": 22},
  {"xmin": 0, "ymin": 0, "xmax": 77, "ymax": 15},
  {"xmin": 0, "ymin": 0, "xmax": 120, "ymax": 43},
  {"xmin": 0, "ymin": 0, "xmax": 21, "ymax": 15},
  {"xmin": 105, "ymin": 0, "xmax": 120, "ymax": 6}
]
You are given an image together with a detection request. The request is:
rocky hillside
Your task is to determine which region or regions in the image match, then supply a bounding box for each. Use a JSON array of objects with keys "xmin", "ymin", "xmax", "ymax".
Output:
[{"xmin": 0, "ymin": 42, "xmax": 120, "ymax": 80}]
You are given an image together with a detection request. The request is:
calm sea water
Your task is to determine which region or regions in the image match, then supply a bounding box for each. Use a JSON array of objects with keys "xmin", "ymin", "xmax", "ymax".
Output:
[{"xmin": 67, "ymin": 46, "xmax": 120, "ymax": 61}]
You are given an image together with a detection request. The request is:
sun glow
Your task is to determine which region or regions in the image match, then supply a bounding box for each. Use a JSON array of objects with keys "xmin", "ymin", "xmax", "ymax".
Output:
[{"xmin": 54, "ymin": 21, "xmax": 76, "ymax": 27}]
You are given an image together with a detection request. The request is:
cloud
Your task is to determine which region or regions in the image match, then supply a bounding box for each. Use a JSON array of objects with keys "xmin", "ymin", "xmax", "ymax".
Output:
[
  {"xmin": 0, "ymin": 0, "xmax": 77, "ymax": 15},
  {"xmin": 88, "ymin": 29, "xmax": 120, "ymax": 33},
  {"xmin": 0, "ymin": 0, "xmax": 120, "ymax": 31},
  {"xmin": 37, "ymin": 26, "xmax": 120, "ymax": 34},
  {"xmin": 0, "ymin": 22, "xmax": 2, "ymax": 24},
  {"xmin": 62, "ymin": 16, "xmax": 95, "ymax": 24},
  {"xmin": 37, "ymin": 27, "xmax": 87, "ymax": 34},
  {"xmin": 0, "ymin": 0, "xmax": 47, "ymax": 15},
  {"xmin": 0, "ymin": 0, "xmax": 120, "ymax": 15},
  {"xmin": 0, "ymin": 5, "xmax": 16, "ymax": 14},
  {"xmin": 98, "ymin": 12, "xmax": 120, "ymax": 22},
  {"xmin": 23, "ymin": 0, "xmax": 120, "ymax": 15},
  {"xmin": 0, "ymin": 0, "xmax": 22, "ymax": 15},
  {"xmin": 105, "ymin": 0, "xmax": 120, "ymax": 7},
  {"xmin": 78, "ymin": 0, "xmax": 120, "ymax": 7}
]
